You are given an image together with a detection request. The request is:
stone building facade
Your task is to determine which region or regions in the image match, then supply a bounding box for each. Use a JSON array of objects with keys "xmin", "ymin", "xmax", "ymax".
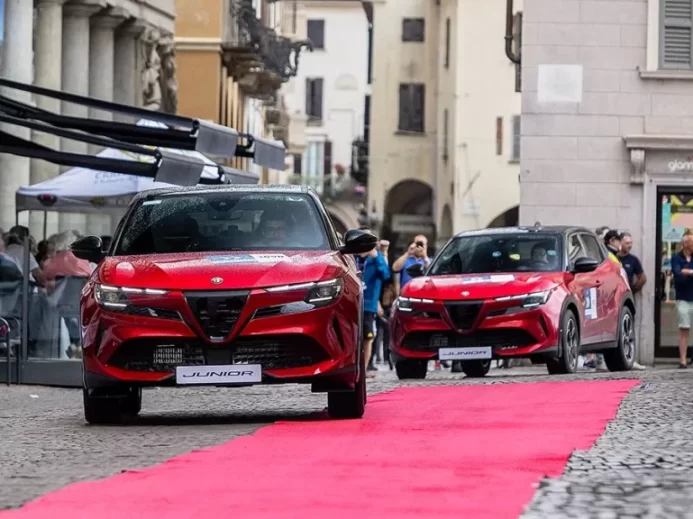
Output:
[{"xmin": 0, "ymin": 0, "xmax": 177, "ymax": 237}]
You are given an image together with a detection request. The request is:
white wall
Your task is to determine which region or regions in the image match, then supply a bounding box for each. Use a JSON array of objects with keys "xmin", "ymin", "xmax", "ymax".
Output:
[
  {"xmin": 453, "ymin": 0, "xmax": 521, "ymax": 232},
  {"xmin": 284, "ymin": 1, "xmax": 369, "ymax": 189}
]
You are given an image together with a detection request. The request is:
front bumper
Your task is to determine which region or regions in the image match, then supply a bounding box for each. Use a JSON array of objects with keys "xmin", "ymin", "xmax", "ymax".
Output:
[
  {"xmin": 390, "ymin": 297, "xmax": 561, "ymax": 361},
  {"xmin": 82, "ymin": 286, "xmax": 360, "ymax": 389}
]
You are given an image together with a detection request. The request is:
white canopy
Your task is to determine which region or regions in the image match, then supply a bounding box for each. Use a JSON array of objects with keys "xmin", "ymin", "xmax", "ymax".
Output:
[{"xmin": 15, "ymin": 119, "xmax": 259, "ymax": 214}]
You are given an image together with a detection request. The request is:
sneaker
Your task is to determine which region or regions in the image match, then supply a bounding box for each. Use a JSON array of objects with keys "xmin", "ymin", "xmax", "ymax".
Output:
[
  {"xmin": 632, "ymin": 361, "xmax": 646, "ymax": 371},
  {"xmin": 679, "ymin": 363, "xmax": 688, "ymax": 369}
]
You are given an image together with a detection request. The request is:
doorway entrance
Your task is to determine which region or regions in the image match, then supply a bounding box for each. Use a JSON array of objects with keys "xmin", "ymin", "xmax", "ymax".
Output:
[{"xmin": 655, "ymin": 187, "xmax": 693, "ymax": 358}]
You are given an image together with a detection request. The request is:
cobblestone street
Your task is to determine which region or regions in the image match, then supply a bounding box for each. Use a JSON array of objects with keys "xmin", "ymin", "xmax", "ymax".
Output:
[{"xmin": 0, "ymin": 366, "xmax": 690, "ymax": 517}]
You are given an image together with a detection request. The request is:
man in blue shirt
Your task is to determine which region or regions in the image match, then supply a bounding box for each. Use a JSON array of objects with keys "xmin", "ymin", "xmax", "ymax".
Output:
[
  {"xmin": 392, "ymin": 234, "xmax": 431, "ymax": 289},
  {"xmin": 671, "ymin": 233, "xmax": 693, "ymax": 368},
  {"xmin": 359, "ymin": 243, "xmax": 390, "ymax": 377}
]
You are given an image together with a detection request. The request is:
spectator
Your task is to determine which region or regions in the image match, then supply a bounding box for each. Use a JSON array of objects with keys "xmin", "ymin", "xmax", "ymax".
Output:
[
  {"xmin": 42, "ymin": 231, "xmax": 92, "ymax": 280},
  {"xmin": 374, "ymin": 239, "xmax": 396, "ymax": 371},
  {"xmin": 617, "ymin": 232, "xmax": 647, "ymax": 371},
  {"xmin": 392, "ymin": 234, "xmax": 431, "ymax": 290},
  {"xmin": 4, "ymin": 231, "xmax": 46, "ymax": 286},
  {"xmin": 35, "ymin": 239, "xmax": 56, "ymax": 269},
  {"xmin": 671, "ymin": 233, "xmax": 693, "ymax": 368},
  {"xmin": 359, "ymin": 233, "xmax": 390, "ymax": 378},
  {"xmin": 0, "ymin": 235, "xmax": 22, "ymax": 282}
]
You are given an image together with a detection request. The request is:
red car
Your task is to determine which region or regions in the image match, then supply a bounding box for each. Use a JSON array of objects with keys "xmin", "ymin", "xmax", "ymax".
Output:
[
  {"xmin": 71, "ymin": 185, "xmax": 377, "ymax": 423},
  {"xmin": 390, "ymin": 225, "xmax": 636, "ymax": 379}
]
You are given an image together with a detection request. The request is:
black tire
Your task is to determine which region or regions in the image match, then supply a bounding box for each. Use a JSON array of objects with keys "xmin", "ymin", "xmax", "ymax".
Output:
[
  {"xmin": 603, "ymin": 306, "xmax": 636, "ymax": 372},
  {"xmin": 327, "ymin": 350, "xmax": 366, "ymax": 419},
  {"xmin": 461, "ymin": 360, "xmax": 491, "ymax": 378},
  {"xmin": 395, "ymin": 359, "xmax": 428, "ymax": 380},
  {"xmin": 83, "ymin": 387, "xmax": 142, "ymax": 425},
  {"xmin": 450, "ymin": 360, "xmax": 463, "ymax": 373},
  {"xmin": 546, "ymin": 310, "xmax": 580, "ymax": 375}
]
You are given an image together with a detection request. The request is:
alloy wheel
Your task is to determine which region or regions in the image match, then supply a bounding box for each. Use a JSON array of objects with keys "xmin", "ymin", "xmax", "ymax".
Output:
[
  {"xmin": 565, "ymin": 317, "xmax": 578, "ymax": 371},
  {"xmin": 621, "ymin": 312, "xmax": 635, "ymax": 362}
]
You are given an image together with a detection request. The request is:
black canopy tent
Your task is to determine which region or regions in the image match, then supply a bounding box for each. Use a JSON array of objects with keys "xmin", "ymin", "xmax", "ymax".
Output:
[{"xmin": 0, "ymin": 77, "xmax": 286, "ymax": 387}]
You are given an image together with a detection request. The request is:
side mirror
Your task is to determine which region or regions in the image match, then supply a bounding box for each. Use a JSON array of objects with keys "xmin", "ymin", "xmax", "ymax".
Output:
[
  {"xmin": 71, "ymin": 235, "xmax": 105, "ymax": 264},
  {"xmin": 406, "ymin": 262, "xmax": 425, "ymax": 278},
  {"xmin": 570, "ymin": 256, "xmax": 599, "ymax": 274},
  {"xmin": 339, "ymin": 229, "xmax": 378, "ymax": 255}
]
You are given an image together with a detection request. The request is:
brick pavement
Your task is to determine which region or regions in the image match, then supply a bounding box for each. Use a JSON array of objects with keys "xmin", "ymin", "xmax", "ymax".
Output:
[{"xmin": 0, "ymin": 366, "xmax": 689, "ymax": 516}]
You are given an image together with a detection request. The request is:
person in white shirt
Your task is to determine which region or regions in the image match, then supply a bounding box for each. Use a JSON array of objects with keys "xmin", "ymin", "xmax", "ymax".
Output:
[{"xmin": 4, "ymin": 226, "xmax": 46, "ymax": 286}]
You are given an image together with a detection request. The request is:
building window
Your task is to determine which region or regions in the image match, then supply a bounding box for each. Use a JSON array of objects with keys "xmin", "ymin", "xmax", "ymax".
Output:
[
  {"xmin": 305, "ymin": 78, "xmax": 324, "ymax": 125},
  {"xmin": 496, "ymin": 117, "xmax": 503, "ymax": 156},
  {"xmin": 307, "ymin": 19, "xmax": 325, "ymax": 49},
  {"xmin": 398, "ymin": 83, "xmax": 425, "ymax": 134},
  {"xmin": 511, "ymin": 115, "xmax": 521, "ymax": 161},
  {"xmin": 442, "ymin": 109, "xmax": 449, "ymax": 163},
  {"xmin": 402, "ymin": 18, "xmax": 425, "ymax": 42},
  {"xmin": 324, "ymin": 140, "xmax": 332, "ymax": 175},
  {"xmin": 444, "ymin": 18, "xmax": 451, "ymax": 68}
]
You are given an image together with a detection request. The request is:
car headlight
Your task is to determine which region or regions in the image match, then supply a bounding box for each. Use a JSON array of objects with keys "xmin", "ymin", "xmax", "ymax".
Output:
[
  {"xmin": 495, "ymin": 289, "xmax": 552, "ymax": 309},
  {"xmin": 94, "ymin": 284, "xmax": 168, "ymax": 310},
  {"xmin": 395, "ymin": 296, "xmax": 435, "ymax": 312},
  {"xmin": 263, "ymin": 278, "xmax": 343, "ymax": 311}
]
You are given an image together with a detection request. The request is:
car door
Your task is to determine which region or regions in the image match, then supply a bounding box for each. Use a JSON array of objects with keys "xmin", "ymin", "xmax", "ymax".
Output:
[
  {"xmin": 579, "ymin": 232, "xmax": 613, "ymax": 342},
  {"xmin": 566, "ymin": 233, "xmax": 601, "ymax": 343}
]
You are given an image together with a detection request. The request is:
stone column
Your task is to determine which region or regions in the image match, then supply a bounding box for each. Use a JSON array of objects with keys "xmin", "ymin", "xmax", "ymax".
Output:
[
  {"xmin": 114, "ymin": 19, "xmax": 147, "ymax": 123},
  {"xmin": 87, "ymin": 8, "xmax": 127, "ymax": 236},
  {"xmin": 58, "ymin": 1, "xmax": 101, "ymax": 233},
  {"xmin": 0, "ymin": 0, "xmax": 33, "ymax": 231},
  {"xmin": 31, "ymin": 0, "xmax": 68, "ymax": 239}
]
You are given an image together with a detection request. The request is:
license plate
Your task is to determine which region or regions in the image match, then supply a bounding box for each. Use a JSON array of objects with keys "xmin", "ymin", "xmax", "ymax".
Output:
[
  {"xmin": 439, "ymin": 347, "xmax": 492, "ymax": 360},
  {"xmin": 175, "ymin": 364, "xmax": 262, "ymax": 385}
]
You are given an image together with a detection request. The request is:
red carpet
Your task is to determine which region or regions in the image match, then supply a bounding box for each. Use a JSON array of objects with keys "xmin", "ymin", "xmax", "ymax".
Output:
[{"xmin": 2, "ymin": 380, "xmax": 637, "ymax": 519}]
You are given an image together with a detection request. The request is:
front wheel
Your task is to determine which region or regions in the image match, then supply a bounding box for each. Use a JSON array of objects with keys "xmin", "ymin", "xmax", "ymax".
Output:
[
  {"xmin": 83, "ymin": 387, "xmax": 142, "ymax": 425},
  {"xmin": 546, "ymin": 310, "xmax": 580, "ymax": 375},
  {"xmin": 328, "ymin": 351, "xmax": 366, "ymax": 419},
  {"xmin": 461, "ymin": 360, "xmax": 491, "ymax": 378},
  {"xmin": 603, "ymin": 306, "xmax": 636, "ymax": 372},
  {"xmin": 395, "ymin": 359, "xmax": 428, "ymax": 380}
]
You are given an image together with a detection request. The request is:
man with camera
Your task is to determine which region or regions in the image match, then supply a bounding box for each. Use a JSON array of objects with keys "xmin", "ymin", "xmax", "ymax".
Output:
[{"xmin": 392, "ymin": 235, "xmax": 431, "ymax": 289}]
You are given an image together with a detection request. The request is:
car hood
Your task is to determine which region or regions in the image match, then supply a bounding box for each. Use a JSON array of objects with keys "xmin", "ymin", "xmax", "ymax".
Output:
[
  {"xmin": 402, "ymin": 272, "xmax": 565, "ymax": 300},
  {"xmin": 98, "ymin": 251, "xmax": 345, "ymax": 291}
]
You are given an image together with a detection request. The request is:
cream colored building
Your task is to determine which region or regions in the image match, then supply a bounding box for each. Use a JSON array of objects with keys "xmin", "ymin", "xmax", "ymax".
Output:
[
  {"xmin": 0, "ymin": 0, "xmax": 177, "ymax": 237},
  {"xmin": 368, "ymin": 0, "xmax": 521, "ymax": 252}
]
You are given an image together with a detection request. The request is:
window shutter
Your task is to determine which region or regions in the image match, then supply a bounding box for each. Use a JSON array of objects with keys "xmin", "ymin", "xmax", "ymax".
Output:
[
  {"xmin": 444, "ymin": 18, "xmax": 451, "ymax": 68},
  {"xmin": 512, "ymin": 115, "xmax": 521, "ymax": 160},
  {"xmin": 314, "ymin": 78, "xmax": 324, "ymax": 120},
  {"xmin": 293, "ymin": 154, "xmax": 302, "ymax": 175},
  {"xmin": 323, "ymin": 141, "xmax": 332, "ymax": 175},
  {"xmin": 305, "ymin": 78, "xmax": 312, "ymax": 116},
  {"xmin": 662, "ymin": 0, "xmax": 693, "ymax": 68},
  {"xmin": 307, "ymin": 20, "xmax": 325, "ymax": 49},
  {"xmin": 413, "ymin": 84, "xmax": 425, "ymax": 133}
]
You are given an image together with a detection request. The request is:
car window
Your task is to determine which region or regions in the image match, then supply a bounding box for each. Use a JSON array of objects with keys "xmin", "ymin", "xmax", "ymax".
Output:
[
  {"xmin": 580, "ymin": 233, "xmax": 604, "ymax": 262},
  {"xmin": 568, "ymin": 234, "xmax": 587, "ymax": 263},
  {"xmin": 115, "ymin": 192, "xmax": 330, "ymax": 255},
  {"xmin": 428, "ymin": 233, "xmax": 562, "ymax": 275}
]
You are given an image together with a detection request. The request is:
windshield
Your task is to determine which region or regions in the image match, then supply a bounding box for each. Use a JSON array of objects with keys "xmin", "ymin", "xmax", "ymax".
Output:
[
  {"xmin": 428, "ymin": 233, "xmax": 563, "ymax": 275},
  {"xmin": 114, "ymin": 192, "xmax": 331, "ymax": 255}
]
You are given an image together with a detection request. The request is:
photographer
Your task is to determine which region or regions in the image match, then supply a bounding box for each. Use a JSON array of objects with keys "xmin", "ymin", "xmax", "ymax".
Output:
[{"xmin": 392, "ymin": 234, "xmax": 431, "ymax": 290}]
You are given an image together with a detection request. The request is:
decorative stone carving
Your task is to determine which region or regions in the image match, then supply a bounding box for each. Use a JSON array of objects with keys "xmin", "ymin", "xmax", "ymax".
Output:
[
  {"xmin": 629, "ymin": 148, "xmax": 645, "ymax": 184},
  {"xmin": 158, "ymin": 33, "xmax": 178, "ymax": 114},
  {"xmin": 141, "ymin": 27, "xmax": 162, "ymax": 111}
]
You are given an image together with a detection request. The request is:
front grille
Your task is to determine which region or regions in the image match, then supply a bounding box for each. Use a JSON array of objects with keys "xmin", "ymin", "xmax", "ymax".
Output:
[
  {"xmin": 444, "ymin": 302, "xmax": 483, "ymax": 330},
  {"xmin": 107, "ymin": 336, "xmax": 330, "ymax": 373},
  {"xmin": 185, "ymin": 291, "xmax": 249, "ymax": 339},
  {"xmin": 402, "ymin": 329, "xmax": 536, "ymax": 353}
]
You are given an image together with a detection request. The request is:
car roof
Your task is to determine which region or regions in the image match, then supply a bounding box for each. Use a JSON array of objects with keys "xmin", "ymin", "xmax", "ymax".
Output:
[
  {"xmin": 131, "ymin": 184, "xmax": 315, "ymax": 202},
  {"xmin": 453, "ymin": 225, "xmax": 595, "ymax": 238}
]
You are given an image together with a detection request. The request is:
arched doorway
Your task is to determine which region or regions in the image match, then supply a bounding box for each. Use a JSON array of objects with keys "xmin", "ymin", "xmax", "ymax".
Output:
[
  {"xmin": 382, "ymin": 180, "xmax": 434, "ymax": 256},
  {"xmin": 487, "ymin": 206, "xmax": 519, "ymax": 228},
  {"xmin": 438, "ymin": 204, "xmax": 453, "ymax": 249}
]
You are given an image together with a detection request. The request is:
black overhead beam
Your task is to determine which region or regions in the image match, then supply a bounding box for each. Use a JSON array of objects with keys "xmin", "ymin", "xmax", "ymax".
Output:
[{"xmin": 0, "ymin": 76, "xmax": 286, "ymax": 171}]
